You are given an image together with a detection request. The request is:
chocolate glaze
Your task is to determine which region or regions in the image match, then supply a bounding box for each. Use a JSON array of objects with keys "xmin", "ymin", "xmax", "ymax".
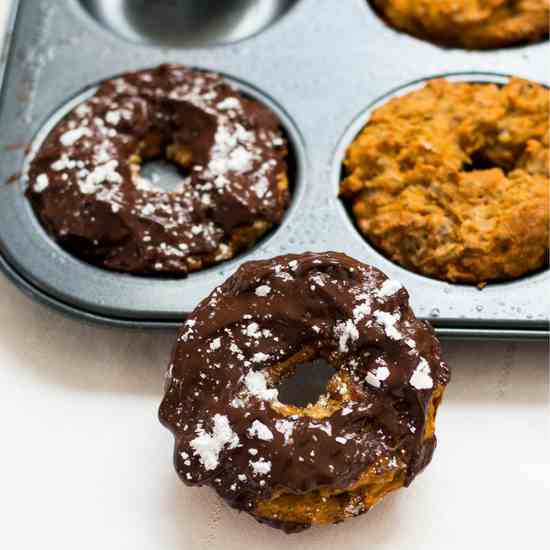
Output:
[
  {"xmin": 27, "ymin": 64, "xmax": 289, "ymax": 275},
  {"xmin": 159, "ymin": 252, "xmax": 450, "ymax": 532}
]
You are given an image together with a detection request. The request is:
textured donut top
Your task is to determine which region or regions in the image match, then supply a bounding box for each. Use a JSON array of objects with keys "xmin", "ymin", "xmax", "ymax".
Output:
[
  {"xmin": 27, "ymin": 64, "xmax": 289, "ymax": 274},
  {"xmin": 372, "ymin": 0, "xmax": 549, "ymax": 49},
  {"xmin": 159, "ymin": 252, "xmax": 449, "ymax": 510},
  {"xmin": 341, "ymin": 78, "xmax": 549, "ymax": 284}
]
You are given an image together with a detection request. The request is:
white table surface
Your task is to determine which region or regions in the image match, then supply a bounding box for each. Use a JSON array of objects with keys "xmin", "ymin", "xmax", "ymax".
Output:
[{"xmin": 0, "ymin": 2, "xmax": 548, "ymax": 549}]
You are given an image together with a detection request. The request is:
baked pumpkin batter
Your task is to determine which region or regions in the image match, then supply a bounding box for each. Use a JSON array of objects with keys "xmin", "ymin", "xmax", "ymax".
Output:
[
  {"xmin": 372, "ymin": 0, "xmax": 549, "ymax": 49},
  {"xmin": 341, "ymin": 78, "xmax": 549, "ymax": 285}
]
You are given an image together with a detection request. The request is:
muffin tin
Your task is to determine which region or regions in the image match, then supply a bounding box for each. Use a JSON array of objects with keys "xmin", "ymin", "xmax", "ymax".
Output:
[{"xmin": 0, "ymin": 0, "xmax": 548, "ymax": 338}]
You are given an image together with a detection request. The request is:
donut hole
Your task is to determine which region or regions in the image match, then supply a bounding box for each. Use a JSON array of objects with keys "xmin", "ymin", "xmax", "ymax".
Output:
[
  {"xmin": 78, "ymin": 0, "xmax": 300, "ymax": 48},
  {"xmin": 134, "ymin": 138, "xmax": 193, "ymax": 193},
  {"xmin": 276, "ymin": 359, "xmax": 336, "ymax": 408},
  {"xmin": 126, "ymin": 126, "xmax": 195, "ymax": 193},
  {"xmin": 139, "ymin": 158, "xmax": 188, "ymax": 193},
  {"xmin": 462, "ymin": 150, "xmax": 505, "ymax": 173}
]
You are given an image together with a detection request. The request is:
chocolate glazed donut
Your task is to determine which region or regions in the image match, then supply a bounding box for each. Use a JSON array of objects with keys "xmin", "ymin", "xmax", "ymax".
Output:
[
  {"xmin": 27, "ymin": 64, "xmax": 290, "ymax": 275},
  {"xmin": 159, "ymin": 252, "xmax": 450, "ymax": 532}
]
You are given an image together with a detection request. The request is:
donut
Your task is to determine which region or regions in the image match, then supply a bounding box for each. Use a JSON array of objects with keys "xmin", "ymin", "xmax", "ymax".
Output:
[
  {"xmin": 26, "ymin": 64, "xmax": 290, "ymax": 275},
  {"xmin": 340, "ymin": 78, "xmax": 549, "ymax": 285},
  {"xmin": 159, "ymin": 252, "xmax": 450, "ymax": 532},
  {"xmin": 371, "ymin": 0, "xmax": 549, "ymax": 49}
]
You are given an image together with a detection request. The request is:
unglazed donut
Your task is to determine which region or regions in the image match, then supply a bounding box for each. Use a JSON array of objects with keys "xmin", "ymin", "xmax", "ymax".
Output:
[
  {"xmin": 371, "ymin": 0, "xmax": 549, "ymax": 49},
  {"xmin": 340, "ymin": 78, "xmax": 549, "ymax": 285},
  {"xmin": 27, "ymin": 64, "xmax": 290, "ymax": 275},
  {"xmin": 159, "ymin": 252, "xmax": 450, "ymax": 532}
]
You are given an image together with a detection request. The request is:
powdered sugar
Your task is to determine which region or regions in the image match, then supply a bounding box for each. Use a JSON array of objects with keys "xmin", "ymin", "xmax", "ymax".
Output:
[
  {"xmin": 244, "ymin": 322, "xmax": 260, "ymax": 338},
  {"xmin": 353, "ymin": 300, "xmax": 371, "ymax": 322},
  {"xmin": 243, "ymin": 370, "xmax": 279, "ymax": 401},
  {"xmin": 248, "ymin": 420, "xmax": 274, "ymax": 441},
  {"xmin": 373, "ymin": 310, "xmax": 403, "ymax": 340},
  {"xmin": 105, "ymin": 111, "xmax": 121, "ymax": 126},
  {"xmin": 79, "ymin": 160, "xmax": 122, "ymax": 194},
  {"xmin": 312, "ymin": 422, "xmax": 332, "ymax": 436},
  {"xmin": 33, "ymin": 173, "xmax": 49, "ymax": 192},
  {"xmin": 376, "ymin": 279, "xmax": 403, "ymax": 299},
  {"xmin": 252, "ymin": 177, "xmax": 269, "ymax": 198},
  {"xmin": 409, "ymin": 358, "xmax": 433, "ymax": 390},
  {"xmin": 190, "ymin": 414, "xmax": 240, "ymax": 471},
  {"xmin": 255, "ymin": 285, "xmax": 271, "ymax": 297},
  {"xmin": 275, "ymin": 419, "xmax": 295, "ymax": 444},
  {"xmin": 51, "ymin": 155, "xmax": 75, "ymax": 171},
  {"xmin": 250, "ymin": 458, "xmax": 272, "ymax": 476},
  {"xmin": 334, "ymin": 319, "xmax": 359, "ymax": 352},
  {"xmin": 209, "ymin": 337, "xmax": 221, "ymax": 351},
  {"xmin": 59, "ymin": 127, "xmax": 90, "ymax": 147},
  {"xmin": 217, "ymin": 97, "xmax": 241, "ymax": 111},
  {"xmin": 366, "ymin": 366, "xmax": 391, "ymax": 388}
]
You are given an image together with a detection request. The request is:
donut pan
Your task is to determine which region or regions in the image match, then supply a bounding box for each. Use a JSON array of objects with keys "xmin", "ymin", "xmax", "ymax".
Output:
[{"xmin": 0, "ymin": 0, "xmax": 548, "ymax": 339}]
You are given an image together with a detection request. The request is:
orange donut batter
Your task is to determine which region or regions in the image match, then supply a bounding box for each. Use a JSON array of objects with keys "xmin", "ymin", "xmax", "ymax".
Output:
[
  {"xmin": 372, "ymin": 0, "xmax": 549, "ymax": 49},
  {"xmin": 341, "ymin": 78, "xmax": 549, "ymax": 285}
]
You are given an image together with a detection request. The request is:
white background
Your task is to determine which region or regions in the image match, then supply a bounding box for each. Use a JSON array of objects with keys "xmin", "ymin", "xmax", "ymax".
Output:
[{"xmin": 0, "ymin": 1, "xmax": 548, "ymax": 548}]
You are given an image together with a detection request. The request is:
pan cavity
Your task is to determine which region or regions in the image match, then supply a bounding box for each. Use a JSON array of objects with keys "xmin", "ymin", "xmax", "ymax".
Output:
[
  {"xmin": 23, "ymin": 69, "xmax": 305, "ymax": 277},
  {"xmin": 78, "ymin": 0, "xmax": 300, "ymax": 48}
]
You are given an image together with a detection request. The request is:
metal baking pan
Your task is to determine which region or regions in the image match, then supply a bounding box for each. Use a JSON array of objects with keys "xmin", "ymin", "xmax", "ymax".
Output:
[{"xmin": 0, "ymin": 0, "xmax": 548, "ymax": 339}]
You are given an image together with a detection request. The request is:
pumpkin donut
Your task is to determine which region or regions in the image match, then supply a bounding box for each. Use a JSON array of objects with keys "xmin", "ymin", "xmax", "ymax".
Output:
[
  {"xmin": 159, "ymin": 252, "xmax": 450, "ymax": 532},
  {"xmin": 371, "ymin": 0, "xmax": 549, "ymax": 49},
  {"xmin": 340, "ymin": 77, "xmax": 549, "ymax": 285}
]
